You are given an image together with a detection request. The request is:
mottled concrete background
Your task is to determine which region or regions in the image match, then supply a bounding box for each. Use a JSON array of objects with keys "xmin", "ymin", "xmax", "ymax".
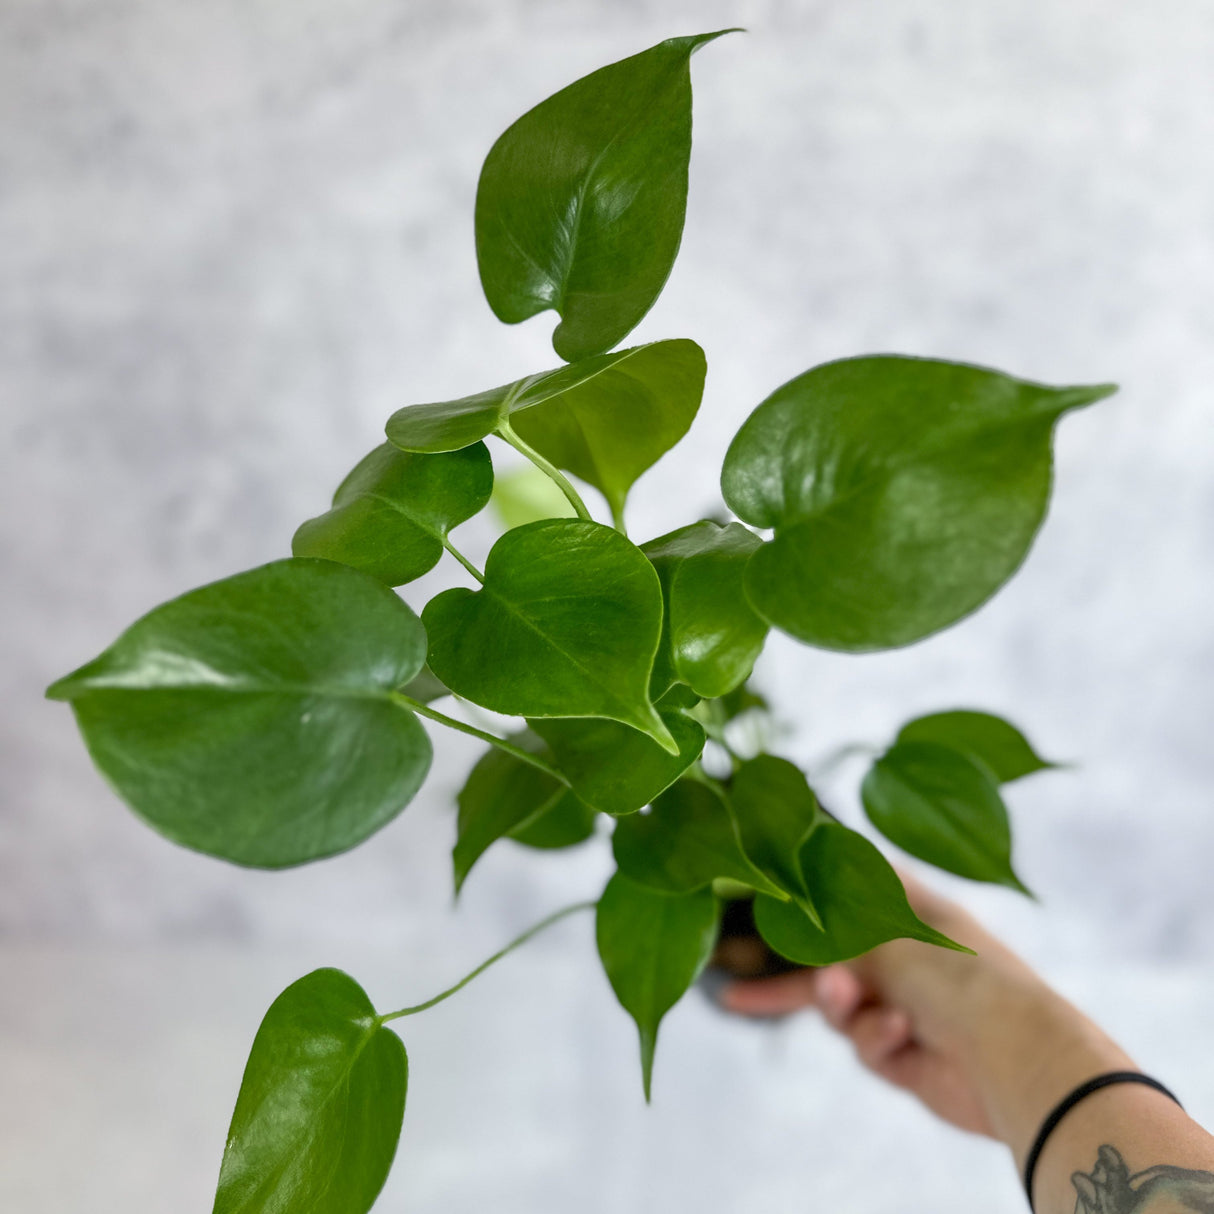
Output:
[{"xmin": 3, "ymin": 1, "xmax": 1214, "ymax": 1210}]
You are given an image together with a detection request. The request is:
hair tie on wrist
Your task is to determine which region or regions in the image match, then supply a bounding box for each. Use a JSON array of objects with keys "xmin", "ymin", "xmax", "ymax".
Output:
[{"xmin": 1023, "ymin": 1071, "xmax": 1182, "ymax": 1211}]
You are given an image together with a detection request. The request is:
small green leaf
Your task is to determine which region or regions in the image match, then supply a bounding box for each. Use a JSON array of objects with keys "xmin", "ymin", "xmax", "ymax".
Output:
[
  {"xmin": 721, "ymin": 356, "xmax": 1116, "ymax": 651},
  {"xmin": 729, "ymin": 755, "xmax": 824, "ymax": 923},
  {"xmin": 643, "ymin": 521, "xmax": 768, "ymax": 699},
  {"xmin": 508, "ymin": 788, "xmax": 597, "ymax": 850},
  {"xmin": 861, "ymin": 741, "xmax": 1030, "ymax": 892},
  {"xmin": 47, "ymin": 559, "xmax": 431, "ymax": 868},
  {"xmin": 612, "ymin": 778, "xmax": 784, "ymax": 896},
  {"xmin": 422, "ymin": 519, "xmax": 676, "ymax": 751},
  {"xmin": 491, "ymin": 464, "xmax": 577, "ymax": 530},
  {"xmin": 595, "ymin": 873, "xmax": 719, "ymax": 1101},
  {"xmin": 529, "ymin": 707, "xmax": 704, "ymax": 815},
  {"xmin": 897, "ymin": 709, "xmax": 1058, "ymax": 783},
  {"xmin": 292, "ymin": 443, "xmax": 492, "ymax": 587},
  {"xmin": 475, "ymin": 32, "xmax": 738, "ymax": 361},
  {"xmin": 753, "ymin": 824, "xmax": 970, "ymax": 965},
  {"xmin": 213, "ymin": 968, "xmax": 406, "ymax": 1214}
]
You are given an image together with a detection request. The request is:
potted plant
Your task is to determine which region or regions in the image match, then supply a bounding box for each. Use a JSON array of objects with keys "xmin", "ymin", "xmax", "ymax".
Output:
[{"xmin": 47, "ymin": 30, "xmax": 1110, "ymax": 1214}]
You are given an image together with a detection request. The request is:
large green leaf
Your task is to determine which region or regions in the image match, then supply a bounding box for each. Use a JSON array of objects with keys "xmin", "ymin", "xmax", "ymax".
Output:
[
  {"xmin": 422, "ymin": 519, "xmax": 676, "ymax": 751},
  {"xmin": 611, "ymin": 778, "xmax": 784, "ymax": 896},
  {"xmin": 721, "ymin": 356, "xmax": 1116, "ymax": 651},
  {"xmin": 475, "ymin": 32, "xmax": 737, "ymax": 361},
  {"xmin": 861, "ymin": 741, "xmax": 1030, "ymax": 892},
  {"xmin": 47, "ymin": 559, "xmax": 431, "ymax": 868},
  {"xmin": 213, "ymin": 968, "xmax": 406, "ymax": 1214},
  {"xmin": 896, "ymin": 709, "xmax": 1057, "ymax": 783},
  {"xmin": 643, "ymin": 521, "xmax": 767, "ymax": 698},
  {"xmin": 292, "ymin": 442, "xmax": 493, "ymax": 587},
  {"xmin": 595, "ymin": 873, "xmax": 719, "ymax": 1100},
  {"xmin": 529, "ymin": 706, "xmax": 704, "ymax": 816},
  {"xmin": 753, "ymin": 823, "xmax": 969, "ymax": 965}
]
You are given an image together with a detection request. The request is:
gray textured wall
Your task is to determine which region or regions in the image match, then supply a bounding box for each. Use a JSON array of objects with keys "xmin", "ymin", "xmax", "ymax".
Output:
[{"xmin": 4, "ymin": 1, "xmax": 1214, "ymax": 1211}]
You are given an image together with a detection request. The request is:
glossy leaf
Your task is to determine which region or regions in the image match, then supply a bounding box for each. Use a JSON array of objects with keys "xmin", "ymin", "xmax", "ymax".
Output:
[
  {"xmin": 643, "ymin": 520, "xmax": 767, "ymax": 698},
  {"xmin": 292, "ymin": 443, "xmax": 493, "ymax": 587},
  {"xmin": 721, "ymin": 356, "xmax": 1116, "ymax": 651},
  {"xmin": 861, "ymin": 741, "xmax": 1030, "ymax": 892},
  {"xmin": 423, "ymin": 519, "xmax": 676, "ymax": 751},
  {"xmin": 530, "ymin": 706, "xmax": 704, "ymax": 816},
  {"xmin": 491, "ymin": 464, "xmax": 576, "ymax": 530},
  {"xmin": 508, "ymin": 787, "xmax": 597, "ymax": 850},
  {"xmin": 612, "ymin": 778, "xmax": 784, "ymax": 896},
  {"xmin": 475, "ymin": 32, "xmax": 738, "ymax": 361},
  {"xmin": 897, "ymin": 709, "xmax": 1057, "ymax": 783},
  {"xmin": 47, "ymin": 559, "xmax": 431, "ymax": 868},
  {"xmin": 596, "ymin": 873, "xmax": 719, "ymax": 1100},
  {"xmin": 213, "ymin": 968, "xmax": 406, "ymax": 1214},
  {"xmin": 754, "ymin": 823, "xmax": 970, "ymax": 965}
]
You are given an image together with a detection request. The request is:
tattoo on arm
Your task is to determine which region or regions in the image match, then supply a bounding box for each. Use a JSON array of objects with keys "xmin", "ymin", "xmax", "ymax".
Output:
[{"xmin": 1071, "ymin": 1144, "xmax": 1214, "ymax": 1212}]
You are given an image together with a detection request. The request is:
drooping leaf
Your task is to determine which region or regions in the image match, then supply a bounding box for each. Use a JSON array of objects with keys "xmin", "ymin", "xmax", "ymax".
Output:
[
  {"xmin": 643, "ymin": 520, "xmax": 767, "ymax": 698},
  {"xmin": 213, "ymin": 968, "xmax": 406, "ymax": 1214},
  {"xmin": 422, "ymin": 519, "xmax": 676, "ymax": 751},
  {"xmin": 475, "ymin": 32, "xmax": 738, "ymax": 361},
  {"xmin": 508, "ymin": 788, "xmax": 597, "ymax": 850},
  {"xmin": 529, "ymin": 706, "xmax": 704, "ymax": 816},
  {"xmin": 896, "ymin": 709, "xmax": 1058, "ymax": 783},
  {"xmin": 611, "ymin": 778, "xmax": 784, "ymax": 896},
  {"xmin": 292, "ymin": 443, "xmax": 492, "ymax": 587},
  {"xmin": 595, "ymin": 873, "xmax": 719, "ymax": 1100},
  {"xmin": 729, "ymin": 755, "xmax": 824, "ymax": 923},
  {"xmin": 47, "ymin": 559, "xmax": 431, "ymax": 868},
  {"xmin": 753, "ymin": 823, "xmax": 970, "ymax": 965},
  {"xmin": 861, "ymin": 741, "xmax": 1030, "ymax": 892},
  {"xmin": 721, "ymin": 356, "xmax": 1116, "ymax": 651},
  {"xmin": 491, "ymin": 464, "xmax": 577, "ymax": 530}
]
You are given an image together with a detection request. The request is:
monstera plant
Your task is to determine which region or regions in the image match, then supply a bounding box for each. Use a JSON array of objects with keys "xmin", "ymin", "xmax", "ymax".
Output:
[{"xmin": 48, "ymin": 30, "xmax": 1111, "ymax": 1214}]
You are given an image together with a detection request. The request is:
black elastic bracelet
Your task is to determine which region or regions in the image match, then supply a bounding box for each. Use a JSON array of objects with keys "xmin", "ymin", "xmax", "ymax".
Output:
[{"xmin": 1023, "ymin": 1071, "xmax": 1182, "ymax": 1210}]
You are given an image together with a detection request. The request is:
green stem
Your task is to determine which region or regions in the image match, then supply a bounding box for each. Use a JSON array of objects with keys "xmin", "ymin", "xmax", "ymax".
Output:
[
  {"xmin": 390, "ymin": 692, "xmax": 568, "ymax": 784},
  {"xmin": 497, "ymin": 419, "xmax": 593, "ymax": 522},
  {"xmin": 379, "ymin": 900, "xmax": 596, "ymax": 1022},
  {"xmin": 440, "ymin": 536, "xmax": 484, "ymax": 583},
  {"xmin": 609, "ymin": 501, "xmax": 628, "ymax": 535}
]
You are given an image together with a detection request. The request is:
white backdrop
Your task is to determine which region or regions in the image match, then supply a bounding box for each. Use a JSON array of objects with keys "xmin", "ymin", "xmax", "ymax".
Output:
[{"xmin": 4, "ymin": 1, "xmax": 1214, "ymax": 1211}]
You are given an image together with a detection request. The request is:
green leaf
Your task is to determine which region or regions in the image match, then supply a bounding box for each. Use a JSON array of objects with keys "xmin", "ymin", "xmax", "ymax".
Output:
[
  {"xmin": 213, "ymin": 968, "xmax": 406, "ymax": 1214},
  {"xmin": 47, "ymin": 559, "xmax": 431, "ymax": 868},
  {"xmin": 861, "ymin": 741, "xmax": 1030, "ymax": 892},
  {"xmin": 897, "ymin": 709, "xmax": 1058, "ymax": 783},
  {"xmin": 643, "ymin": 521, "xmax": 767, "ymax": 698},
  {"xmin": 753, "ymin": 823, "xmax": 970, "ymax": 965},
  {"xmin": 729, "ymin": 755, "xmax": 824, "ymax": 923},
  {"xmin": 398, "ymin": 665, "xmax": 449, "ymax": 705},
  {"xmin": 491, "ymin": 464, "xmax": 577, "ymax": 530},
  {"xmin": 612, "ymin": 778, "xmax": 784, "ymax": 896},
  {"xmin": 292, "ymin": 443, "xmax": 492, "ymax": 587},
  {"xmin": 508, "ymin": 788, "xmax": 597, "ymax": 850},
  {"xmin": 721, "ymin": 355, "xmax": 1116, "ymax": 651},
  {"xmin": 422, "ymin": 519, "xmax": 676, "ymax": 751},
  {"xmin": 529, "ymin": 707, "xmax": 704, "ymax": 816},
  {"xmin": 475, "ymin": 32, "xmax": 738, "ymax": 361},
  {"xmin": 595, "ymin": 873, "xmax": 719, "ymax": 1100}
]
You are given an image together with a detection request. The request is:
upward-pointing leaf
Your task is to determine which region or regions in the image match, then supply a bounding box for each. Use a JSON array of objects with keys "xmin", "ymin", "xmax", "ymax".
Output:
[
  {"xmin": 721, "ymin": 356, "xmax": 1116, "ymax": 651},
  {"xmin": 896, "ymin": 709, "xmax": 1058, "ymax": 783},
  {"xmin": 422, "ymin": 519, "xmax": 676, "ymax": 751},
  {"xmin": 213, "ymin": 968, "xmax": 406, "ymax": 1214},
  {"xmin": 475, "ymin": 32, "xmax": 738, "ymax": 361},
  {"xmin": 46, "ymin": 559, "xmax": 432, "ymax": 868}
]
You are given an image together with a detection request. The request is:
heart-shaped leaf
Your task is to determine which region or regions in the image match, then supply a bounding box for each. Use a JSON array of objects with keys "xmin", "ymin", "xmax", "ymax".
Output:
[
  {"xmin": 595, "ymin": 872, "xmax": 719, "ymax": 1100},
  {"xmin": 213, "ymin": 968, "xmax": 406, "ymax": 1214},
  {"xmin": 292, "ymin": 442, "xmax": 493, "ymax": 587},
  {"xmin": 475, "ymin": 32, "xmax": 738, "ymax": 361},
  {"xmin": 47, "ymin": 559, "xmax": 431, "ymax": 868},
  {"xmin": 529, "ymin": 706, "xmax": 704, "ymax": 816},
  {"xmin": 422, "ymin": 519, "xmax": 676, "ymax": 751},
  {"xmin": 643, "ymin": 521, "xmax": 767, "ymax": 698},
  {"xmin": 861, "ymin": 741, "xmax": 1030, "ymax": 892},
  {"xmin": 753, "ymin": 824, "xmax": 970, "ymax": 965},
  {"xmin": 721, "ymin": 356, "xmax": 1116, "ymax": 651},
  {"xmin": 896, "ymin": 709, "xmax": 1058, "ymax": 783},
  {"xmin": 611, "ymin": 778, "xmax": 784, "ymax": 896}
]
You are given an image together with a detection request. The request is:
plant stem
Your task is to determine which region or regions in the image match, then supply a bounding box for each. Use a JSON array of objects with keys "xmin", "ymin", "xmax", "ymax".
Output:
[
  {"xmin": 497, "ymin": 419, "xmax": 594, "ymax": 522},
  {"xmin": 389, "ymin": 692, "xmax": 568, "ymax": 784},
  {"xmin": 379, "ymin": 900, "xmax": 596, "ymax": 1022},
  {"xmin": 440, "ymin": 536, "xmax": 484, "ymax": 583}
]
